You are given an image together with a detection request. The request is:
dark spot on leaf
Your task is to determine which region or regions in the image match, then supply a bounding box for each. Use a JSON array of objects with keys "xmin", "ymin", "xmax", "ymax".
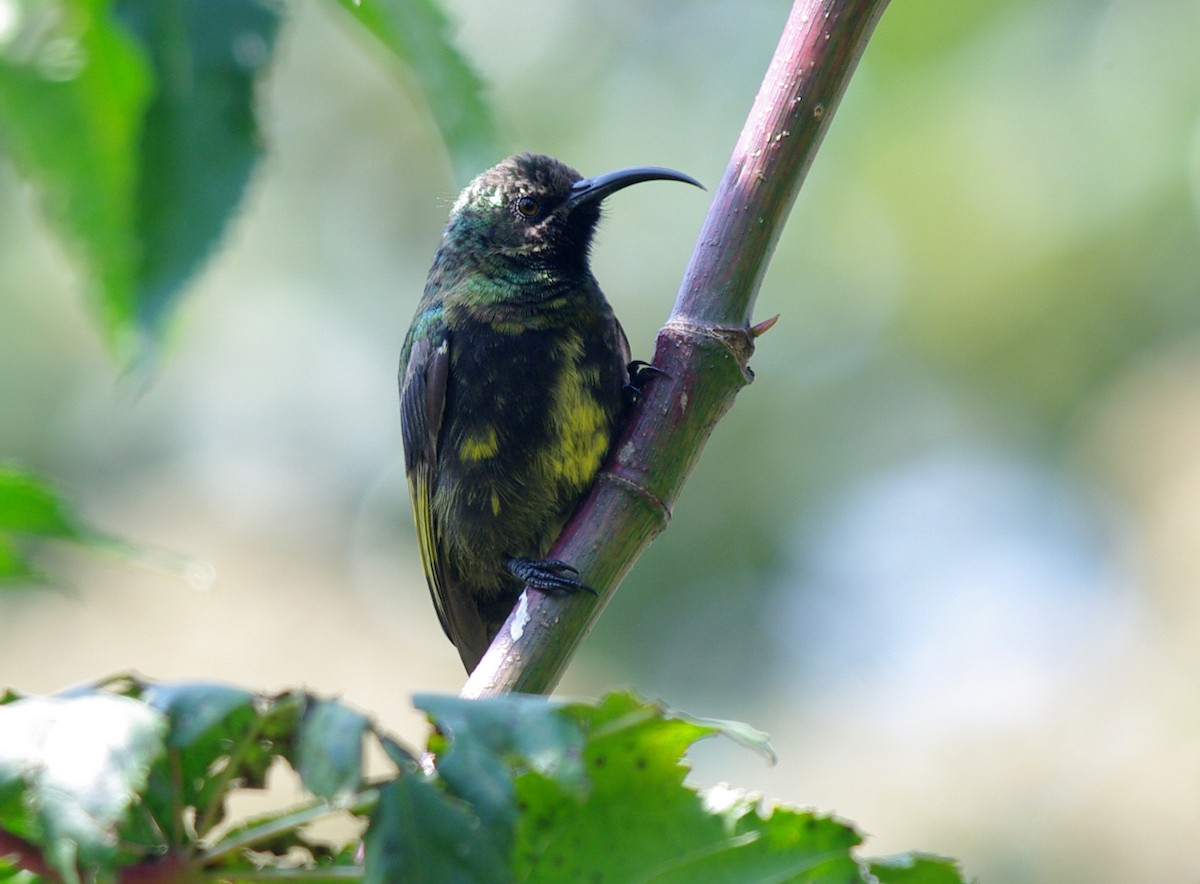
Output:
[
  {"xmin": 593, "ymin": 755, "xmax": 606, "ymax": 767},
  {"xmin": 635, "ymin": 757, "xmax": 647, "ymax": 769}
]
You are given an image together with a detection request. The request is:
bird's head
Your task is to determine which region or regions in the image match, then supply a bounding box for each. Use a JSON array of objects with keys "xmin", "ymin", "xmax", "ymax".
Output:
[{"xmin": 442, "ymin": 153, "xmax": 702, "ymax": 274}]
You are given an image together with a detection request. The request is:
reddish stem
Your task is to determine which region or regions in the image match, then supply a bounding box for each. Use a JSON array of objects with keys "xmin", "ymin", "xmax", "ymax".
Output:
[{"xmin": 462, "ymin": 0, "xmax": 891, "ymax": 698}]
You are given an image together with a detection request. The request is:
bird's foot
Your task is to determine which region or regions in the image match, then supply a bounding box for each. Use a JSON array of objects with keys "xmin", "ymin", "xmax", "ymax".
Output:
[
  {"xmin": 624, "ymin": 360, "xmax": 669, "ymax": 402},
  {"xmin": 506, "ymin": 556, "xmax": 597, "ymax": 596}
]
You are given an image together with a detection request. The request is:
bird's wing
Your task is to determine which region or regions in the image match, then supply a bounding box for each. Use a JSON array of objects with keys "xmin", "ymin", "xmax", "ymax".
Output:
[{"xmin": 399, "ymin": 329, "xmax": 490, "ymax": 669}]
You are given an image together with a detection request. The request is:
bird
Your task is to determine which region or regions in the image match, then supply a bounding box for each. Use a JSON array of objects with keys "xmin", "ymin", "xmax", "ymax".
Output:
[{"xmin": 399, "ymin": 153, "xmax": 702, "ymax": 672}]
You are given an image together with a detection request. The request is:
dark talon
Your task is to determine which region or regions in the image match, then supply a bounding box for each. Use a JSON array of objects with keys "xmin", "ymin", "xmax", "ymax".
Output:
[
  {"xmin": 624, "ymin": 360, "xmax": 670, "ymax": 401},
  {"xmin": 506, "ymin": 556, "xmax": 597, "ymax": 596}
]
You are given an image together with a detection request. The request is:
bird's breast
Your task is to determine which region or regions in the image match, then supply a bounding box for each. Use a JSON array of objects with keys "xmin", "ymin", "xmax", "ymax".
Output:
[
  {"xmin": 537, "ymin": 333, "xmax": 611, "ymax": 488},
  {"xmin": 444, "ymin": 320, "xmax": 622, "ymax": 501}
]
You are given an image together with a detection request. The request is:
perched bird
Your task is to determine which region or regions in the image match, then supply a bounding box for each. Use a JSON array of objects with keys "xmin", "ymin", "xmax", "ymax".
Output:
[{"xmin": 400, "ymin": 153, "xmax": 702, "ymax": 672}]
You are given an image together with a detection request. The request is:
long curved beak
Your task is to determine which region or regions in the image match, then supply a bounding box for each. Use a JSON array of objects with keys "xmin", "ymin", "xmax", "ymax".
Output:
[{"xmin": 566, "ymin": 166, "xmax": 704, "ymax": 209}]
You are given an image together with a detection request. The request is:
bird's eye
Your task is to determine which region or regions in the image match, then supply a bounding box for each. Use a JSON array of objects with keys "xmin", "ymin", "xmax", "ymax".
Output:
[{"xmin": 515, "ymin": 196, "xmax": 541, "ymax": 218}]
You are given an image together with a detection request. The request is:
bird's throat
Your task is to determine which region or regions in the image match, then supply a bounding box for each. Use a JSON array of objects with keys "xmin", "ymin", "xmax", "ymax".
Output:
[{"xmin": 446, "ymin": 266, "xmax": 599, "ymax": 333}]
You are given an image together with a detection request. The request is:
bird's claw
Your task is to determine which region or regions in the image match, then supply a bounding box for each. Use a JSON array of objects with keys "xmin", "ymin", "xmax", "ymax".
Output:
[
  {"xmin": 624, "ymin": 360, "xmax": 670, "ymax": 401},
  {"xmin": 506, "ymin": 556, "xmax": 597, "ymax": 596}
]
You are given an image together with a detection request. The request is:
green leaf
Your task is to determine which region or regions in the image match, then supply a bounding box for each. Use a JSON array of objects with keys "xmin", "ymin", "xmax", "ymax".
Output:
[
  {"xmin": 2, "ymin": 0, "xmax": 487, "ymax": 363},
  {"xmin": 0, "ymin": 678, "xmax": 400, "ymax": 878},
  {"xmin": 683, "ymin": 711, "xmax": 778, "ymax": 765},
  {"xmin": 0, "ymin": 0, "xmax": 151, "ymax": 360},
  {"xmin": 516, "ymin": 692, "xmax": 723, "ymax": 883},
  {"xmin": 0, "ymin": 465, "xmax": 205, "ymax": 590},
  {"xmin": 332, "ymin": 0, "xmax": 501, "ymax": 184},
  {"xmin": 0, "ymin": 694, "xmax": 167, "ymax": 882},
  {"xmin": 157, "ymin": 686, "xmax": 306, "ymax": 845},
  {"xmin": 137, "ymin": 681, "xmax": 269, "ymax": 841},
  {"xmin": 0, "ymin": 680, "xmax": 966, "ymax": 881},
  {"xmin": 112, "ymin": 0, "xmax": 282, "ymax": 358},
  {"xmin": 0, "ymin": 0, "xmax": 281, "ymax": 366},
  {"xmin": 655, "ymin": 787, "xmax": 865, "ymax": 883},
  {"xmin": 141, "ymin": 680, "xmax": 258, "ymax": 748},
  {"xmin": 379, "ymin": 733, "xmax": 420, "ymax": 772},
  {"xmin": 409, "ymin": 692, "xmax": 867, "ymax": 883},
  {"xmin": 0, "ymin": 858, "xmax": 36, "ymax": 882},
  {"xmin": 870, "ymin": 853, "xmax": 969, "ymax": 884},
  {"xmin": 364, "ymin": 774, "xmax": 508, "ymax": 884},
  {"xmin": 0, "ymin": 535, "xmax": 37, "ymax": 582},
  {"xmin": 415, "ymin": 692, "xmax": 587, "ymax": 835},
  {"xmin": 296, "ymin": 697, "xmax": 370, "ymax": 802},
  {"xmin": 0, "ymin": 465, "xmax": 106, "ymax": 586},
  {"xmin": 0, "ymin": 466, "xmax": 87, "ymax": 538},
  {"xmin": 371, "ymin": 693, "xmax": 591, "ymax": 883}
]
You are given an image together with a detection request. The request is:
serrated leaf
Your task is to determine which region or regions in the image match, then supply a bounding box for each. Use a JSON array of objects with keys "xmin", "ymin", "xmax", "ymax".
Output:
[
  {"xmin": 0, "ymin": 0, "xmax": 151, "ymax": 360},
  {"xmin": 111, "ymin": 0, "xmax": 282, "ymax": 362},
  {"xmin": 141, "ymin": 680, "xmax": 258, "ymax": 748},
  {"xmin": 0, "ymin": 682, "xmax": 966, "ymax": 882},
  {"xmin": 99, "ymin": 681, "xmax": 328, "ymax": 863},
  {"xmin": 415, "ymin": 693, "xmax": 587, "ymax": 833},
  {"xmin": 0, "ymin": 0, "xmax": 281, "ymax": 366},
  {"xmin": 0, "ymin": 694, "xmax": 167, "ymax": 881},
  {"xmin": 651, "ymin": 786, "xmax": 865, "ymax": 883},
  {"xmin": 295, "ymin": 697, "xmax": 369, "ymax": 801},
  {"xmin": 516, "ymin": 693, "xmax": 724, "ymax": 883},
  {"xmin": 364, "ymin": 774, "xmax": 507, "ymax": 884},
  {"xmin": 138, "ymin": 681, "xmax": 268, "ymax": 835},
  {"xmin": 682, "ymin": 711, "xmax": 778, "ymax": 766},
  {"xmin": 332, "ymin": 0, "xmax": 501, "ymax": 184},
  {"xmin": 870, "ymin": 853, "xmax": 968, "ymax": 884},
  {"xmin": 512, "ymin": 693, "xmax": 865, "ymax": 883}
]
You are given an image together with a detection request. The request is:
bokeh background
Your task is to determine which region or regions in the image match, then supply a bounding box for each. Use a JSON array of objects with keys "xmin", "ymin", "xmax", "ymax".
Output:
[{"xmin": 3, "ymin": 0, "xmax": 1200, "ymax": 879}]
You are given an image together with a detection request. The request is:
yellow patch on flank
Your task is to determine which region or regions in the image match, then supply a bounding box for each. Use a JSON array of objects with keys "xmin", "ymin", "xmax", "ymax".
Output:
[
  {"xmin": 551, "ymin": 334, "xmax": 585, "ymax": 363},
  {"xmin": 553, "ymin": 400, "xmax": 607, "ymax": 487},
  {"xmin": 542, "ymin": 334, "xmax": 609, "ymax": 488},
  {"xmin": 460, "ymin": 427, "xmax": 500, "ymax": 461}
]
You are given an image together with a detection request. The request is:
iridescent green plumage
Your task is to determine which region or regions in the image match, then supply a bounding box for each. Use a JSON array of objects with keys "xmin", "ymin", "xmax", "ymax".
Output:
[{"xmin": 400, "ymin": 153, "xmax": 701, "ymax": 672}]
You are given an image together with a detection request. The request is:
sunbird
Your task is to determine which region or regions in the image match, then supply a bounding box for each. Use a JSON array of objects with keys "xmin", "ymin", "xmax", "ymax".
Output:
[{"xmin": 400, "ymin": 153, "xmax": 702, "ymax": 672}]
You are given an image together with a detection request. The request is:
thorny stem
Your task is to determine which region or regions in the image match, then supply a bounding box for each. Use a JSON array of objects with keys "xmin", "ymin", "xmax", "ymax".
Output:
[{"xmin": 462, "ymin": 0, "xmax": 891, "ymax": 698}]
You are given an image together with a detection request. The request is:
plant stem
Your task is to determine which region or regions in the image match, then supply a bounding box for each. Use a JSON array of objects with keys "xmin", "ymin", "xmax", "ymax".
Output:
[{"xmin": 461, "ymin": 0, "xmax": 891, "ymax": 698}]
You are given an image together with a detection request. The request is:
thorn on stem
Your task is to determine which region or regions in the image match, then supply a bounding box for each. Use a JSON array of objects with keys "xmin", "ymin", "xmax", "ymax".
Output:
[{"xmin": 749, "ymin": 315, "xmax": 780, "ymax": 338}]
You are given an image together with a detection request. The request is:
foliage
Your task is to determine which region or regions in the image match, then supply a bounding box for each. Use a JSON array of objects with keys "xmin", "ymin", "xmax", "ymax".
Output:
[
  {"xmin": 0, "ymin": 0, "xmax": 971, "ymax": 880},
  {"xmin": 0, "ymin": 680, "xmax": 965, "ymax": 883},
  {"xmin": 0, "ymin": 0, "xmax": 497, "ymax": 368},
  {"xmin": 0, "ymin": 465, "xmax": 129, "ymax": 585},
  {"xmin": 0, "ymin": 0, "xmax": 499, "ymax": 582}
]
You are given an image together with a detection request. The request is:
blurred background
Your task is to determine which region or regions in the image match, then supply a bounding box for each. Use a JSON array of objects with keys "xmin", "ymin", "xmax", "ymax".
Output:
[{"xmin": 3, "ymin": 0, "xmax": 1200, "ymax": 879}]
